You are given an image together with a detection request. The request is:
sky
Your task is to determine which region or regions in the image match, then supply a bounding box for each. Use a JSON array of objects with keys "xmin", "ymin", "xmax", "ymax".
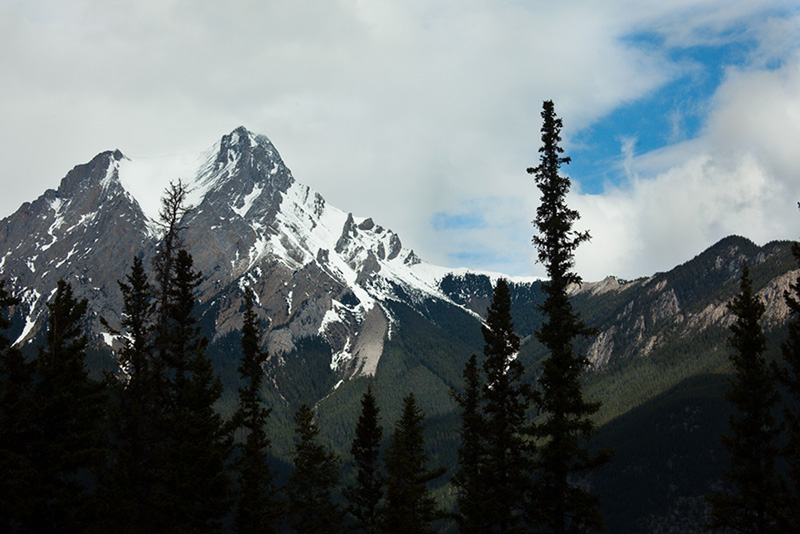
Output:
[{"xmin": 2, "ymin": 0, "xmax": 800, "ymax": 281}]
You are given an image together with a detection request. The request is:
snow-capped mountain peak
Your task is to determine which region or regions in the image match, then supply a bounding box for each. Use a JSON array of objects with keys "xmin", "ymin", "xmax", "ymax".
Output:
[{"xmin": 0, "ymin": 127, "xmax": 506, "ymax": 380}]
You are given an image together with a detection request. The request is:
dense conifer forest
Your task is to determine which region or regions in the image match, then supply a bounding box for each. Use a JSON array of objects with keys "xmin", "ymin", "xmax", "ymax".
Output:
[{"xmin": 2, "ymin": 101, "xmax": 800, "ymax": 533}]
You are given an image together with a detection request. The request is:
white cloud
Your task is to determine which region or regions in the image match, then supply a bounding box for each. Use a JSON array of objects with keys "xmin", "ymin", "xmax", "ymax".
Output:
[
  {"xmin": 1, "ymin": 1, "xmax": 798, "ymax": 282},
  {"xmin": 572, "ymin": 53, "xmax": 800, "ymax": 280}
]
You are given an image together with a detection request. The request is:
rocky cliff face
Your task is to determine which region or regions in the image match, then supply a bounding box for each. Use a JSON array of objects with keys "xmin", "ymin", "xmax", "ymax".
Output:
[
  {"xmin": 0, "ymin": 127, "xmax": 489, "ymax": 381},
  {"xmin": 572, "ymin": 236, "xmax": 797, "ymax": 369},
  {"xmin": 0, "ymin": 149, "xmax": 151, "ymax": 343},
  {"xmin": 440, "ymin": 235, "xmax": 797, "ymax": 374},
  {"xmin": 1, "ymin": 127, "xmax": 796, "ymax": 392}
]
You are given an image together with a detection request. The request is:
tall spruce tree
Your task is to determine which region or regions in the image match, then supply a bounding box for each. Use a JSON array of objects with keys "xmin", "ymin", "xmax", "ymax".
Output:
[
  {"xmin": 779, "ymin": 235, "xmax": 800, "ymax": 526},
  {"xmin": 381, "ymin": 392, "xmax": 444, "ymax": 534},
  {"xmin": 153, "ymin": 179, "xmax": 191, "ymax": 363},
  {"xmin": 0, "ymin": 279, "xmax": 37, "ymax": 532},
  {"xmin": 343, "ymin": 384, "xmax": 385, "ymax": 534},
  {"xmin": 528, "ymin": 100, "xmax": 609, "ymax": 534},
  {"xmin": 144, "ymin": 183, "xmax": 231, "ymax": 532},
  {"xmin": 707, "ymin": 265, "xmax": 783, "ymax": 533},
  {"xmin": 102, "ymin": 256, "xmax": 160, "ymax": 532},
  {"xmin": 231, "ymin": 289, "xmax": 279, "ymax": 534},
  {"xmin": 147, "ymin": 181, "xmax": 189, "ymax": 530},
  {"xmin": 451, "ymin": 353, "xmax": 489, "ymax": 534},
  {"xmin": 160, "ymin": 248, "xmax": 232, "ymax": 533},
  {"xmin": 480, "ymin": 279, "xmax": 532, "ymax": 533},
  {"xmin": 287, "ymin": 403, "xmax": 344, "ymax": 534},
  {"xmin": 29, "ymin": 279, "xmax": 108, "ymax": 531}
]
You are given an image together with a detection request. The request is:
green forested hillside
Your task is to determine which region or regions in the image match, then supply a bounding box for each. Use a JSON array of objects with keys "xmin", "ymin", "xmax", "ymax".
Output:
[
  {"xmin": 6, "ymin": 236, "xmax": 795, "ymax": 531},
  {"xmin": 223, "ymin": 236, "xmax": 798, "ymax": 530}
]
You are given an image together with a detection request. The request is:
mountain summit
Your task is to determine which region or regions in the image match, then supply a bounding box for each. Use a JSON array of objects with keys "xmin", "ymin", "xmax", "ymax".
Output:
[{"xmin": 0, "ymin": 127, "xmax": 494, "ymax": 378}]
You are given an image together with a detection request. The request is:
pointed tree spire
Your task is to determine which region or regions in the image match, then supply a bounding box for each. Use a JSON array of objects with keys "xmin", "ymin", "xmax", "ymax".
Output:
[
  {"xmin": 382, "ymin": 392, "xmax": 444, "ymax": 534},
  {"xmin": 528, "ymin": 100, "xmax": 609, "ymax": 534},
  {"xmin": 232, "ymin": 288, "xmax": 279, "ymax": 534},
  {"xmin": 779, "ymin": 237, "xmax": 800, "ymax": 526},
  {"xmin": 0, "ymin": 279, "xmax": 38, "ymax": 531},
  {"xmin": 30, "ymin": 279, "xmax": 108, "ymax": 531},
  {"xmin": 451, "ymin": 353, "xmax": 488, "ymax": 534},
  {"xmin": 707, "ymin": 264, "xmax": 783, "ymax": 533},
  {"xmin": 480, "ymin": 279, "xmax": 532, "ymax": 533},
  {"xmin": 344, "ymin": 383, "xmax": 385, "ymax": 534},
  {"xmin": 102, "ymin": 256, "xmax": 161, "ymax": 532},
  {"xmin": 287, "ymin": 403, "xmax": 344, "ymax": 534}
]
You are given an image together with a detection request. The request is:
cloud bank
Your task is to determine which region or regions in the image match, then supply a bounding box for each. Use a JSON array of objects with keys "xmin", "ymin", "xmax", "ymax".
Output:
[
  {"xmin": 573, "ymin": 50, "xmax": 800, "ymax": 280},
  {"xmin": 0, "ymin": 1, "xmax": 798, "ymax": 281}
]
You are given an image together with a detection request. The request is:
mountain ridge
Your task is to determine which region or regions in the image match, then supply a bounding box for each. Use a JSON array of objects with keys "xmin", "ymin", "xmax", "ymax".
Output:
[
  {"xmin": 2, "ymin": 128, "xmax": 794, "ymax": 392},
  {"xmin": 2, "ymin": 127, "xmax": 799, "ymax": 532},
  {"xmin": 1, "ymin": 127, "xmax": 539, "ymax": 381}
]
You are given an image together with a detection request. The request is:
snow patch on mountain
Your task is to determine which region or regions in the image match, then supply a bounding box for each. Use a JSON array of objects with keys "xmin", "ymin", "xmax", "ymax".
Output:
[
  {"xmin": 117, "ymin": 148, "xmax": 210, "ymax": 222},
  {"xmin": 233, "ymin": 182, "xmax": 264, "ymax": 217},
  {"xmin": 14, "ymin": 288, "xmax": 41, "ymax": 345}
]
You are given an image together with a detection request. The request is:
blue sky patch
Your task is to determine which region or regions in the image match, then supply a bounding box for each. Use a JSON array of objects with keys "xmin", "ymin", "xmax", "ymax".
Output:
[
  {"xmin": 431, "ymin": 212, "xmax": 486, "ymax": 231},
  {"xmin": 567, "ymin": 28, "xmax": 760, "ymax": 194}
]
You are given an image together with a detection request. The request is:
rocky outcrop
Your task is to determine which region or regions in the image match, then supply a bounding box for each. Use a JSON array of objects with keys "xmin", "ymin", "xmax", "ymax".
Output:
[{"xmin": 0, "ymin": 127, "xmax": 469, "ymax": 384}]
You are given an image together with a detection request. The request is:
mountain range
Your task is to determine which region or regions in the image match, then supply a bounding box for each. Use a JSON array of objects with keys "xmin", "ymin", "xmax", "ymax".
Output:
[
  {"xmin": 1, "ymin": 127, "xmax": 529, "ymax": 377},
  {"xmin": 1, "ymin": 126, "xmax": 797, "ymax": 532}
]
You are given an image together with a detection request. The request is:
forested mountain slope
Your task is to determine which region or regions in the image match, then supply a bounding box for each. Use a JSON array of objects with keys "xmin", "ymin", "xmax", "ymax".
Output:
[{"xmin": 1, "ymin": 128, "xmax": 797, "ymax": 531}]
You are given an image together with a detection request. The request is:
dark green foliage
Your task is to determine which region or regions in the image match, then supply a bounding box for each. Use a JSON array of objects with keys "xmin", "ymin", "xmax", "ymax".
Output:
[
  {"xmin": 528, "ymin": 100, "xmax": 609, "ymax": 533},
  {"xmin": 102, "ymin": 256, "xmax": 162, "ymax": 532},
  {"xmin": 153, "ymin": 179, "xmax": 191, "ymax": 358},
  {"xmin": 451, "ymin": 354, "xmax": 489, "ymax": 534},
  {"xmin": 778, "ymin": 239, "xmax": 800, "ymax": 526},
  {"xmin": 439, "ymin": 272, "xmax": 494, "ymax": 314},
  {"xmin": 591, "ymin": 374, "xmax": 733, "ymax": 533},
  {"xmin": 231, "ymin": 289, "xmax": 279, "ymax": 534},
  {"xmin": 0, "ymin": 279, "xmax": 37, "ymax": 532},
  {"xmin": 375, "ymin": 300, "xmax": 480, "ymax": 415},
  {"xmin": 480, "ymin": 279, "xmax": 532, "ymax": 533},
  {"xmin": 344, "ymin": 384, "xmax": 385, "ymax": 533},
  {"xmin": 270, "ymin": 335, "xmax": 337, "ymax": 411},
  {"xmin": 287, "ymin": 403, "xmax": 344, "ymax": 534},
  {"xmin": 707, "ymin": 265, "xmax": 783, "ymax": 533},
  {"xmin": 382, "ymin": 392, "xmax": 444, "ymax": 534},
  {"xmin": 159, "ymin": 249, "xmax": 232, "ymax": 533},
  {"xmin": 30, "ymin": 279, "xmax": 108, "ymax": 531}
]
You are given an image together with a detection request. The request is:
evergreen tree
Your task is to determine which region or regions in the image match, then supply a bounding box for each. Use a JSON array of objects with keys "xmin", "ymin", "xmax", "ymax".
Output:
[
  {"xmin": 101, "ymin": 256, "xmax": 161, "ymax": 532},
  {"xmin": 480, "ymin": 279, "xmax": 532, "ymax": 533},
  {"xmin": 779, "ymin": 236, "xmax": 800, "ymax": 527},
  {"xmin": 287, "ymin": 403, "xmax": 344, "ymax": 534},
  {"xmin": 382, "ymin": 392, "xmax": 444, "ymax": 534},
  {"xmin": 141, "ymin": 183, "xmax": 231, "ymax": 532},
  {"xmin": 159, "ymin": 249, "xmax": 232, "ymax": 533},
  {"xmin": 344, "ymin": 383, "xmax": 385, "ymax": 533},
  {"xmin": 528, "ymin": 100, "xmax": 609, "ymax": 533},
  {"xmin": 0, "ymin": 279, "xmax": 37, "ymax": 532},
  {"xmin": 707, "ymin": 265, "xmax": 783, "ymax": 533},
  {"xmin": 146, "ymin": 180, "xmax": 189, "ymax": 531},
  {"xmin": 451, "ymin": 353, "xmax": 489, "ymax": 534},
  {"xmin": 153, "ymin": 179, "xmax": 191, "ymax": 362},
  {"xmin": 231, "ymin": 289, "xmax": 279, "ymax": 534},
  {"xmin": 29, "ymin": 279, "xmax": 108, "ymax": 532}
]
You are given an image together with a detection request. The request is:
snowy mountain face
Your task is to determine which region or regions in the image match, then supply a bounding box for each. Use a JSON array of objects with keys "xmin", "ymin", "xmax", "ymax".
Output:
[
  {"xmin": 0, "ymin": 149, "xmax": 151, "ymax": 345},
  {"xmin": 0, "ymin": 127, "xmax": 498, "ymax": 379}
]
